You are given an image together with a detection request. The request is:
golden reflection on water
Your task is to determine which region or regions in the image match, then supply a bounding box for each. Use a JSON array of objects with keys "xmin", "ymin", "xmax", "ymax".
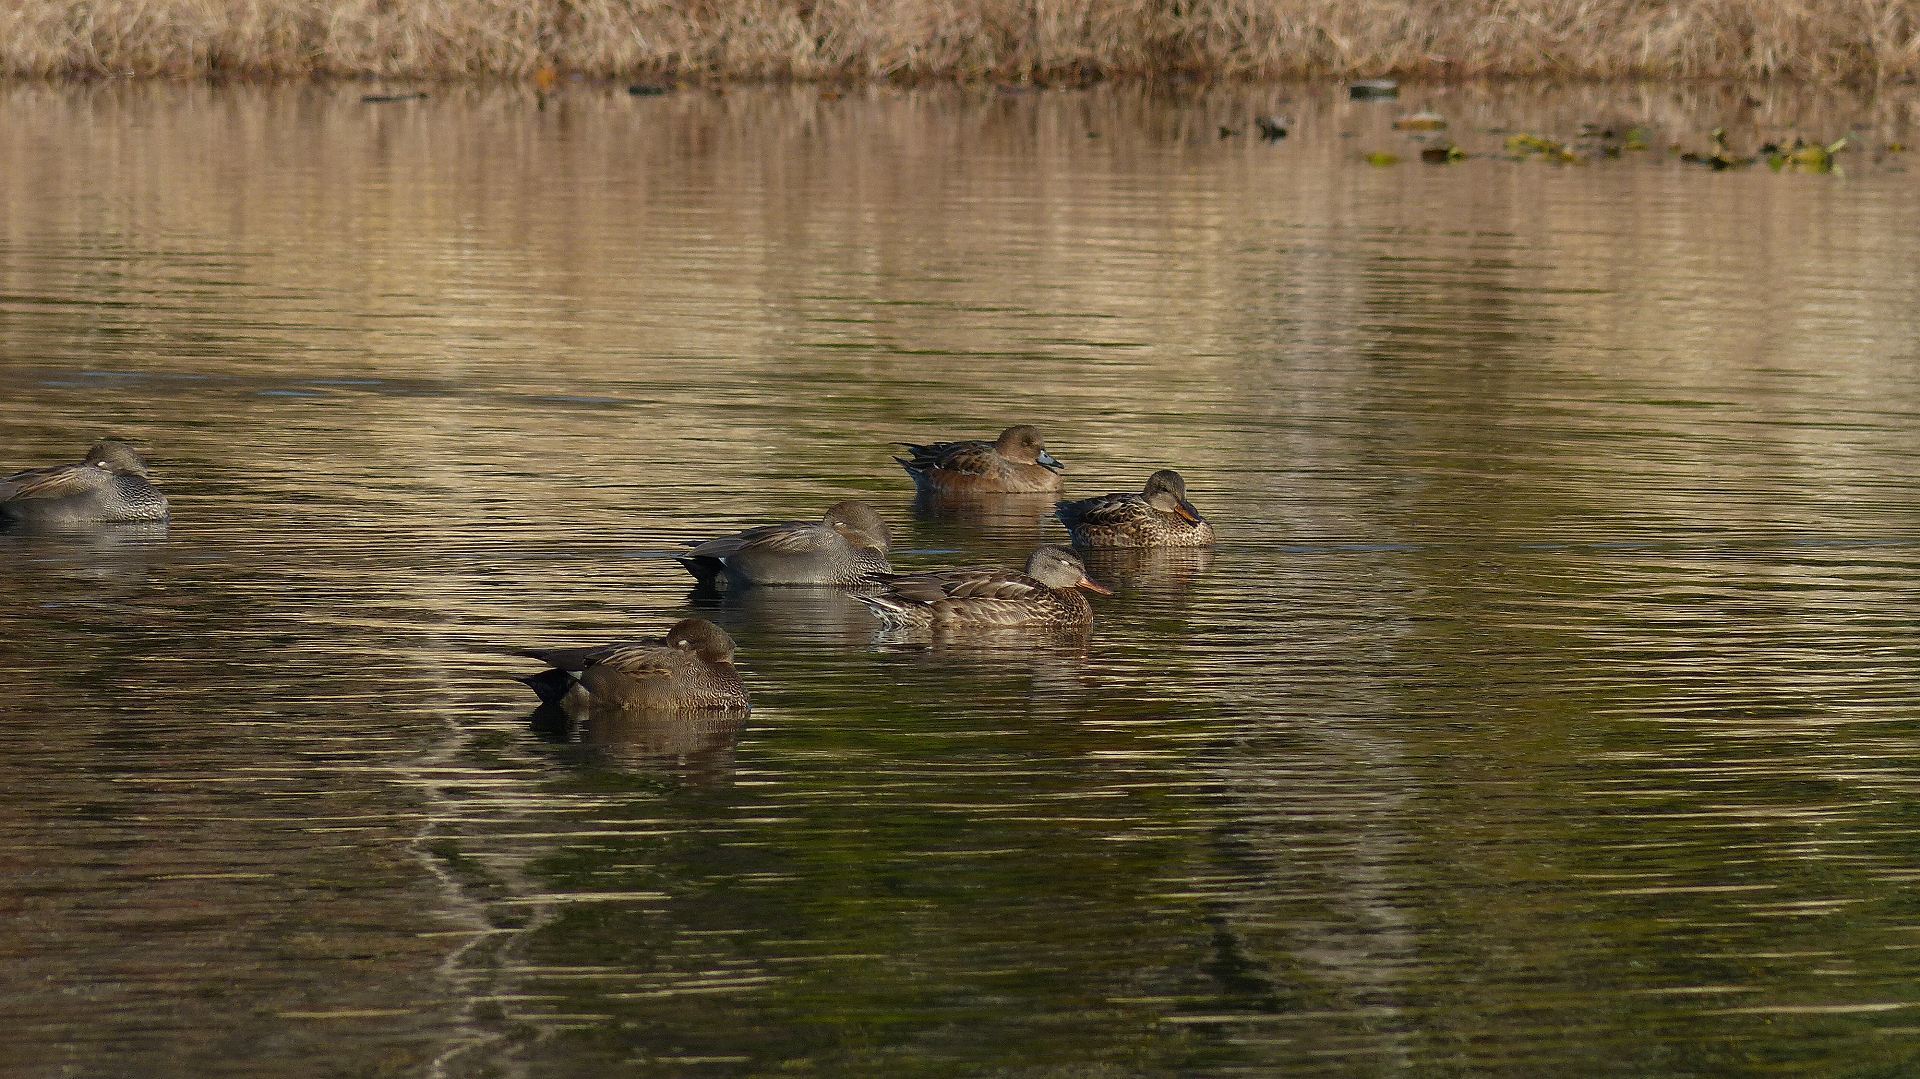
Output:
[{"xmin": 2, "ymin": 81, "xmax": 1920, "ymax": 1076}]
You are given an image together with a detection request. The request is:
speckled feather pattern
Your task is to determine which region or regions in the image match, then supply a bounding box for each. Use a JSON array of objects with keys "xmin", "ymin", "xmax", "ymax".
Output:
[
  {"xmin": 1057, "ymin": 493, "xmax": 1214, "ymax": 548},
  {"xmin": 0, "ymin": 458, "xmax": 169, "ymax": 525},
  {"xmin": 855, "ymin": 567, "xmax": 1094, "ymax": 628}
]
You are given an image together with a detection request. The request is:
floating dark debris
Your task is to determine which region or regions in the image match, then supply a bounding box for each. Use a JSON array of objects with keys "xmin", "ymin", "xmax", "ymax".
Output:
[
  {"xmin": 627, "ymin": 83, "xmax": 673, "ymax": 96},
  {"xmin": 360, "ymin": 92, "xmax": 427, "ymax": 104},
  {"xmin": 1349, "ymin": 79, "xmax": 1399, "ymax": 100},
  {"xmin": 1254, "ymin": 116, "xmax": 1289, "ymax": 140},
  {"xmin": 1420, "ymin": 142, "xmax": 1467, "ymax": 163},
  {"xmin": 1393, "ymin": 111, "xmax": 1446, "ymax": 131},
  {"xmin": 1679, "ymin": 128, "xmax": 1753, "ymax": 170}
]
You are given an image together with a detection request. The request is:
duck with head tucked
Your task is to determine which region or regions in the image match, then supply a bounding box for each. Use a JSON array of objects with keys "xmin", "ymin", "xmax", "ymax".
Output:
[
  {"xmin": 853, "ymin": 545, "xmax": 1112, "ymax": 630},
  {"xmin": 675, "ymin": 500, "xmax": 891, "ymax": 589},
  {"xmin": 894, "ymin": 424, "xmax": 1065, "ymax": 496},
  {"xmin": 1056, "ymin": 469, "xmax": 1213, "ymax": 548},
  {"xmin": 514, "ymin": 617, "xmax": 749, "ymax": 712},
  {"xmin": 0, "ymin": 440, "xmax": 169, "ymax": 528}
]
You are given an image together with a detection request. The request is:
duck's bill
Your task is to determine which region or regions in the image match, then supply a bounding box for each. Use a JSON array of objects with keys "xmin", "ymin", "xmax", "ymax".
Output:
[
  {"xmin": 1076, "ymin": 576, "xmax": 1115, "ymax": 596},
  {"xmin": 1038, "ymin": 451, "xmax": 1066, "ymax": 473},
  {"xmin": 1174, "ymin": 499, "xmax": 1203, "ymax": 524}
]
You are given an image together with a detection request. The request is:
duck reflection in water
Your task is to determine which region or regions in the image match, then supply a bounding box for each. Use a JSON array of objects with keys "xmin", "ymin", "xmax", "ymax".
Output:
[
  {"xmin": 528, "ymin": 705, "xmax": 747, "ymax": 786},
  {"xmin": 1079, "ymin": 545, "xmax": 1215, "ymax": 597},
  {"xmin": 1, "ymin": 521, "xmax": 170, "ymax": 596},
  {"xmin": 685, "ymin": 583, "xmax": 882, "ymax": 647},
  {"xmin": 909, "ymin": 487, "xmax": 1060, "ymax": 543},
  {"xmin": 875, "ymin": 624, "xmax": 1095, "ymax": 695}
]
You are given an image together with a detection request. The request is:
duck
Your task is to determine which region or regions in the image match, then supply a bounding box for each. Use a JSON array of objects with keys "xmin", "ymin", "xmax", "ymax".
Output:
[
  {"xmin": 675, "ymin": 500, "xmax": 890, "ymax": 589},
  {"xmin": 1056, "ymin": 469, "xmax": 1213, "ymax": 548},
  {"xmin": 894, "ymin": 424, "xmax": 1065, "ymax": 495},
  {"xmin": 0, "ymin": 440, "xmax": 169, "ymax": 527},
  {"xmin": 514, "ymin": 617, "xmax": 749, "ymax": 712},
  {"xmin": 852, "ymin": 545, "xmax": 1112, "ymax": 629}
]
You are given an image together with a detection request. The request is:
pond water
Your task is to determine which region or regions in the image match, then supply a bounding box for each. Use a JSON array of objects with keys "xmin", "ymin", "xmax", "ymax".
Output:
[{"xmin": 3, "ymin": 80, "xmax": 1920, "ymax": 1076}]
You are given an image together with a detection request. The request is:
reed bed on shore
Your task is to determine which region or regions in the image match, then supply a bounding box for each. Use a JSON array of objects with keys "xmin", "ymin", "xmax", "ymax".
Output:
[{"xmin": 3, "ymin": 0, "xmax": 1919, "ymax": 82}]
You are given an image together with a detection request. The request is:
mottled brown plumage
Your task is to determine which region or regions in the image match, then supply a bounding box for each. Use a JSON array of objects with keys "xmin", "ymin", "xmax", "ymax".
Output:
[
  {"xmin": 514, "ymin": 618, "xmax": 749, "ymax": 712},
  {"xmin": 894, "ymin": 424, "xmax": 1065, "ymax": 495},
  {"xmin": 1056, "ymin": 469, "xmax": 1213, "ymax": 548},
  {"xmin": 1, "ymin": 440, "xmax": 169, "ymax": 527},
  {"xmin": 854, "ymin": 546, "xmax": 1111, "ymax": 629}
]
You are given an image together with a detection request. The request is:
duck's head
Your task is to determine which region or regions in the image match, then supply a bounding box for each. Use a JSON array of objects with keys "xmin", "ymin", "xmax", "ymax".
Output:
[
  {"xmin": 996, "ymin": 425, "xmax": 1064, "ymax": 473},
  {"xmin": 85, "ymin": 440, "xmax": 151, "ymax": 477},
  {"xmin": 823, "ymin": 499, "xmax": 891, "ymax": 552},
  {"xmin": 1142, "ymin": 469, "xmax": 1203, "ymax": 524},
  {"xmin": 662, "ymin": 618, "xmax": 737, "ymax": 664},
  {"xmin": 1026, "ymin": 545, "xmax": 1112, "ymax": 595}
]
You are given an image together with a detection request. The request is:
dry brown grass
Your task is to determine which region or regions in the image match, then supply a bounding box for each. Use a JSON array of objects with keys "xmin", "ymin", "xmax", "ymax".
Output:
[{"xmin": 2, "ymin": 0, "xmax": 1918, "ymax": 81}]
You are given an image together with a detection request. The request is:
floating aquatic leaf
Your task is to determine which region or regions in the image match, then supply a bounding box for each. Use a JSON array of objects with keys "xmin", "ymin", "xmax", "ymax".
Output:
[
  {"xmin": 1503, "ymin": 133, "xmax": 1583, "ymax": 163},
  {"xmin": 1888, "ymin": 141, "xmax": 1908, "ymax": 153},
  {"xmin": 1364, "ymin": 151, "xmax": 1401, "ymax": 167},
  {"xmin": 1765, "ymin": 134, "xmax": 1851, "ymax": 173},
  {"xmin": 1624, "ymin": 126, "xmax": 1652, "ymax": 151}
]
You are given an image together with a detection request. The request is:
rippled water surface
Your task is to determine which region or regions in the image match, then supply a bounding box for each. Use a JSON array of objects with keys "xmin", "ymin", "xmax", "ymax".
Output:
[{"xmin": 4, "ymin": 81, "xmax": 1920, "ymax": 1076}]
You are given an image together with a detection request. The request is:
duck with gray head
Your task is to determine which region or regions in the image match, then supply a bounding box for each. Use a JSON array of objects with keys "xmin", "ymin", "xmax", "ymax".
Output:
[
  {"xmin": 853, "ymin": 545, "xmax": 1112, "ymax": 630},
  {"xmin": 894, "ymin": 424, "xmax": 1066, "ymax": 495},
  {"xmin": 1056, "ymin": 469, "xmax": 1213, "ymax": 548},
  {"xmin": 513, "ymin": 617, "xmax": 749, "ymax": 712},
  {"xmin": 675, "ymin": 500, "xmax": 891, "ymax": 589},
  {"xmin": 0, "ymin": 440, "xmax": 169, "ymax": 528}
]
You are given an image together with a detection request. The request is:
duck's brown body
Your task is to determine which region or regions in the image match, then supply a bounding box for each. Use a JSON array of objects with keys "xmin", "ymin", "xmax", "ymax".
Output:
[
  {"xmin": 895, "ymin": 424, "xmax": 1065, "ymax": 495},
  {"xmin": 1057, "ymin": 470, "xmax": 1212, "ymax": 548},
  {"xmin": 515, "ymin": 619, "xmax": 749, "ymax": 712},
  {"xmin": 854, "ymin": 546, "xmax": 1110, "ymax": 630},
  {"xmin": 0, "ymin": 441, "xmax": 169, "ymax": 527}
]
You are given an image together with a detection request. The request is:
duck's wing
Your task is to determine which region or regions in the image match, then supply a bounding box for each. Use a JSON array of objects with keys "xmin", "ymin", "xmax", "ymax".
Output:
[
  {"xmin": 517, "ymin": 641, "xmax": 643, "ymax": 673},
  {"xmin": 895, "ymin": 439, "xmax": 996, "ymax": 476},
  {"xmin": 879, "ymin": 567, "xmax": 1053, "ymax": 604},
  {"xmin": 1056, "ymin": 492, "xmax": 1146, "ymax": 528},
  {"xmin": 684, "ymin": 520, "xmax": 832, "ymax": 560},
  {"xmin": 583, "ymin": 643, "xmax": 681, "ymax": 678},
  {"xmin": 0, "ymin": 463, "xmax": 104, "ymax": 503}
]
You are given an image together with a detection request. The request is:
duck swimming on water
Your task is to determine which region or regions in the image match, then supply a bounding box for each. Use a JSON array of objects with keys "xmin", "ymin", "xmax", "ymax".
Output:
[
  {"xmin": 0, "ymin": 440, "xmax": 169, "ymax": 527},
  {"xmin": 676, "ymin": 500, "xmax": 891, "ymax": 589},
  {"xmin": 853, "ymin": 545, "xmax": 1111, "ymax": 630},
  {"xmin": 894, "ymin": 425, "xmax": 1065, "ymax": 496},
  {"xmin": 514, "ymin": 618, "xmax": 749, "ymax": 712},
  {"xmin": 1056, "ymin": 469, "xmax": 1213, "ymax": 548}
]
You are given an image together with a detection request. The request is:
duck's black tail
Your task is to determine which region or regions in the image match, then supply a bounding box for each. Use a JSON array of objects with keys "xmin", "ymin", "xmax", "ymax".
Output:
[
  {"xmin": 675, "ymin": 554, "xmax": 729, "ymax": 588},
  {"xmin": 515, "ymin": 668, "xmax": 577, "ymax": 707}
]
